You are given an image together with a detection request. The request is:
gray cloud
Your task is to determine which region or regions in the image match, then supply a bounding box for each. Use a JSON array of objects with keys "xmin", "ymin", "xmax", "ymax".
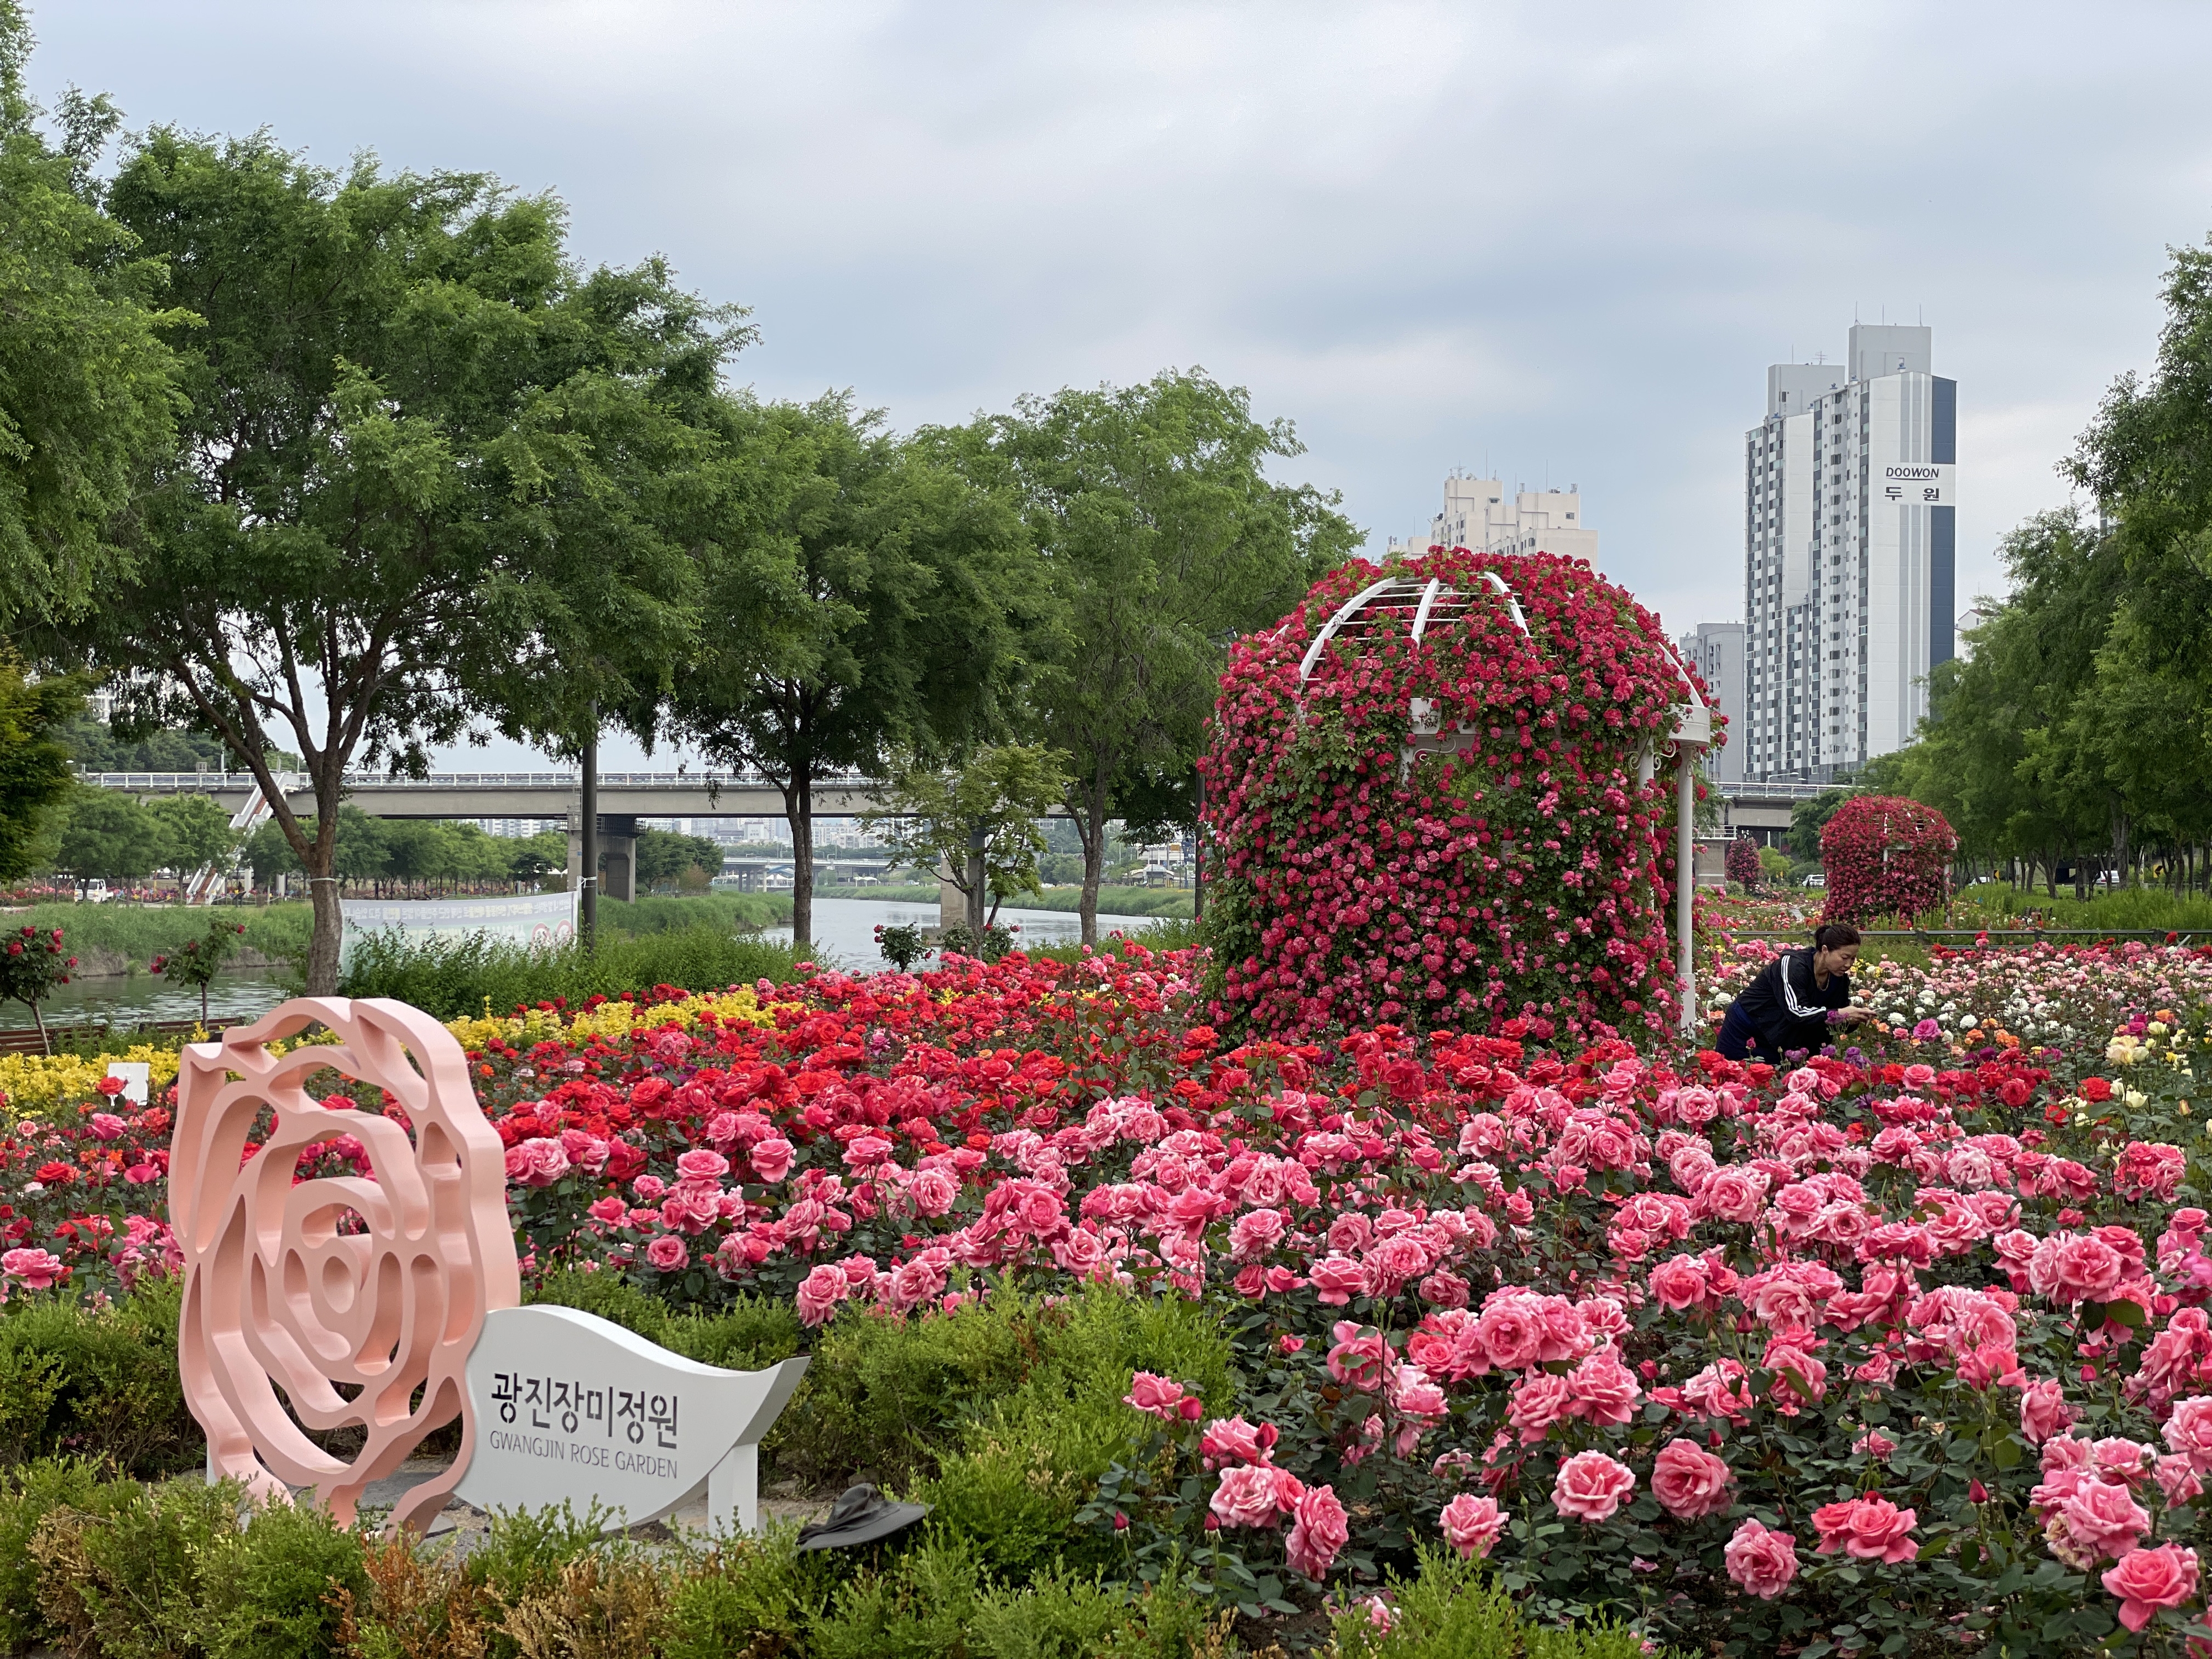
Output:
[{"xmin": 34, "ymin": 0, "xmax": 2212, "ymax": 766}]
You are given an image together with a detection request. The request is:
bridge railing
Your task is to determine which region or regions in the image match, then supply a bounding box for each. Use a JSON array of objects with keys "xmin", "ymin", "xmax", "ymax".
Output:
[{"xmin": 78, "ymin": 770, "xmax": 881, "ymax": 793}]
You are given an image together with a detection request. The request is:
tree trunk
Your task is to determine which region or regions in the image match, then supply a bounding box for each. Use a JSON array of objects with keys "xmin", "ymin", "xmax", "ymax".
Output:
[
  {"xmin": 1075, "ymin": 770, "xmax": 1109, "ymax": 948},
  {"xmin": 784, "ymin": 771, "xmax": 813, "ymax": 948},
  {"xmin": 965, "ymin": 817, "xmax": 988, "ymax": 938}
]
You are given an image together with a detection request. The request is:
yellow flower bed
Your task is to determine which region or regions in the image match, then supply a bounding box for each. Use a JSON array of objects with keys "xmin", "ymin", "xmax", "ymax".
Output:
[
  {"xmin": 0, "ymin": 988, "xmax": 793, "ymax": 1119},
  {"xmin": 0, "ymin": 1044, "xmax": 185, "ymax": 1120},
  {"xmin": 444, "ymin": 986, "xmax": 787, "ymax": 1053}
]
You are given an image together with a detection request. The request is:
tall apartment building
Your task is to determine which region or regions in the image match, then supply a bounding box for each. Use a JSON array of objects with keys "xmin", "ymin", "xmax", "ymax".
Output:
[
  {"xmin": 1386, "ymin": 475, "xmax": 1599, "ymax": 566},
  {"xmin": 1678, "ymin": 622, "xmax": 1746, "ymax": 782},
  {"xmin": 1740, "ymin": 324, "xmax": 1957, "ymax": 781}
]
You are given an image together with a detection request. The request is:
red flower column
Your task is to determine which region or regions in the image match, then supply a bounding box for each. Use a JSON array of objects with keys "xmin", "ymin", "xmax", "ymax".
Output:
[
  {"xmin": 1818, "ymin": 794, "xmax": 1957, "ymax": 925},
  {"xmin": 1199, "ymin": 549, "xmax": 1722, "ymax": 1041}
]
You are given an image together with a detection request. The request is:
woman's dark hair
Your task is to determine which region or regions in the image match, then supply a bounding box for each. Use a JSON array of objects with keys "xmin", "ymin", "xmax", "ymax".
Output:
[{"xmin": 1813, "ymin": 922, "xmax": 1861, "ymax": 952}]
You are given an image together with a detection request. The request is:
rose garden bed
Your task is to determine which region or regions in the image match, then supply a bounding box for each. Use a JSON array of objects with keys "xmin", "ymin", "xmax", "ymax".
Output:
[{"xmin": 1, "ymin": 929, "xmax": 2210, "ymax": 1656}]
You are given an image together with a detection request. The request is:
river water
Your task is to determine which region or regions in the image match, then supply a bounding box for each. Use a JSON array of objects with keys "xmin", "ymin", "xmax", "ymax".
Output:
[
  {"xmin": 763, "ymin": 896, "xmax": 1161, "ymax": 972},
  {"xmin": 0, "ymin": 898, "xmax": 1163, "ymax": 1029}
]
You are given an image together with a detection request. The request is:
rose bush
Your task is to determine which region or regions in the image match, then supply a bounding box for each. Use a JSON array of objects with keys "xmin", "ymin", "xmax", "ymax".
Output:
[
  {"xmin": 1199, "ymin": 549, "xmax": 1718, "ymax": 1041},
  {"xmin": 2, "ymin": 941, "xmax": 2211, "ymax": 1651},
  {"xmin": 1819, "ymin": 795, "xmax": 1958, "ymax": 926}
]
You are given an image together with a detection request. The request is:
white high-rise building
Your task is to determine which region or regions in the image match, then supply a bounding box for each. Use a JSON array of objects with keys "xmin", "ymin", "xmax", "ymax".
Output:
[
  {"xmin": 1678, "ymin": 622, "xmax": 1747, "ymax": 782},
  {"xmin": 1741, "ymin": 325, "xmax": 1957, "ymax": 782},
  {"xmin": 1386, "ymin": 475, "xmax": 1599, "ymax": 567}
]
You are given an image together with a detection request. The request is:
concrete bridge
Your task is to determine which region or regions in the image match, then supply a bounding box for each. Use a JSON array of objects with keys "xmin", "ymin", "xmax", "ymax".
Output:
[{"xmin": 1709, "ymin": 778, "xmax": 1836, "ymax": 847}]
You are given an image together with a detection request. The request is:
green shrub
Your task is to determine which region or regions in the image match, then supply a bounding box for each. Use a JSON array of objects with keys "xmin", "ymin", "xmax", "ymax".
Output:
[
  {"xmin": 0, "ymin": 1456, "xmax": 113, "ymax": 1651},
  {"xmin": 1331, "ymin": 1547, "xmax": 1662, "ymax": 1659},
  {"xmin": 201, "ymin": 1498, "xmax": 372, "ymax": 1659},
  {"xmin": 30, "ymin": 1474, "xmax": 241, "ymax": 1659},
  {"xmin": 810, "ymin": 1534, "xmax": 985, "ymax": 1659},
  {"xmin": 0, "ymin": 1276, "xmax": 200, "ymax": 1478},
  {"xmin": 660, "ymin": 1525, "xmax": 839, "ymax": 1659},
  {"xmin": 338, "ymin": 925, "xmax": 807, "ymax": 1019},
  {"xmin": 778, "ymin": 1286, "xmax": 1234, "ymax": 1496},
  {"xmin": 525, "ymin": 1268, "xmax": 802, "ymax": 1382}
]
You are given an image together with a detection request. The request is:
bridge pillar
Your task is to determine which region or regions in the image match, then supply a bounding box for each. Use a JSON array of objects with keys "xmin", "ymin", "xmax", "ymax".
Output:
[
  {"xmin": 938, "ymin": 859, "xmax": 963, "ymax": 930},
  {"xmin": 566, "ymin": 813, "xmax": 638, "ymax": 903},
  {"xmin": 599, "ymin": 815, "xmax": 638, "ymax": 905}
]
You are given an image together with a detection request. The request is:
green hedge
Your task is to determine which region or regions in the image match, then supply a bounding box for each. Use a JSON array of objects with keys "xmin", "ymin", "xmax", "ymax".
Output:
[{"xmin": 337, "ymin": 925, "xmax": 807, "ymax": 1019}]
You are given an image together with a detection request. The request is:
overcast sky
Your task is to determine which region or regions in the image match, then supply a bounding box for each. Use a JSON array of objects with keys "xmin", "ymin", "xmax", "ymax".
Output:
[{"xmin": 32, "ymin": 1, "xmax": 2212, "ymax": 768}]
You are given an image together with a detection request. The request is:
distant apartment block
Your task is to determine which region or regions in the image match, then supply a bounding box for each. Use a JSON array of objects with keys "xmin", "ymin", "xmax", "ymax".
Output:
[
  {"xmin": 1677, "ymin": 622, "xmax": 1746, "ymax": 782},
  {"xmin": 1386, "ymin": 475, "xmax": 1599, "ymax": 567},
  {"xmin": 1738, "ymin": 324, "xmax": 1958, "ymax": 781}
]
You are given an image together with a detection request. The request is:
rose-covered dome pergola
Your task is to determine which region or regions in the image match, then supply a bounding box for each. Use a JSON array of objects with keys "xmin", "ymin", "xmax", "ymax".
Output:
[{"xmin": 1198, "ymin": 548, "xmax": 1718, "ymax": 1040}]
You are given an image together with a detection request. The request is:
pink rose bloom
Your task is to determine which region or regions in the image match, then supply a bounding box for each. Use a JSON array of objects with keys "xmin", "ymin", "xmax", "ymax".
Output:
[
  {"xmin": 2020, "ymin": 1377, "xmax": 2078, "ymax": 1446},
  {"xmin": 87, "ymin": 1112, "xmax": 126, "ymax": 1141},
  {"xmin": 1229, "ymin": 1208, "xmax": 1287, "ymax": 1260},
  {"xmin": 1439, "ymin": 1493, "xmax": 1507, "ymax": 1559},
  {"xmin": 2102, "ymin": 1544, "xmax": 2200, "ymax": 1633},
  {"xmin": 631, "ymin": 1173, "xmax": 667, "ymax": 1202},
  {"xmin": 905, "ymin": 1166, "xmax": 958, "ymax": 1217},
  {"xmin": 1200, "ymin": 1415, "xmax": 1280, "ymax": 1469},
  {"xmin": 587, "ymin": 1195, "xmax": 628, "ymax": 1225},
  {"xmin": 1473, "ymin": 1299, "xmax": 1544, "ymax": 1370},
  {"xmin": 1552, "ymin": 1451, "xmax": 1636, "ymax": 1522},
  {"xmin": 1211, "ymin": 1463, "xmax": 1284, "ymax": 1529},
  {"xmin": 1648, "ymin": 1254, "xmax": 1710, "ymax": 1312},
  {"xmin": 1418, "ymin": 1270, "xmax": 1470, "ymax": 1308},
  {"xmin": 2051, "ymin": 1234, "xmax": 2126, "ymax": 1304},
  {"xmin": 1703, "ymin": 1166, "xmax": 1769, "ymax": 1223},
  {"xmin": 1286, "ymin": 1484, "xmax": 1349, "ymax": 1579},
  {"xmin": 1651, "ymin": 1438, "xmax": 1736, "ymax": 1521},
  {"xmin": 1, "ymin": 1247, "xmax": 63, "ymax": 1290},
  {"xmin": 1327, "ymin": 1323, "xmax": 1392, "ymax": 1391},
  {"xmin": 749, "ymin": 1137, "xmax": 795, "ymax": 1182},
  {"xmin": 2164, "ymin": 1395, "xmax": 2212, "ymax": 1471},
  {"xmin": 1310, "ymin": 1254, "xmax": 1366, "ymax": 1306},
  {"xmin": 506, "ymin": 1136, "xmax": 570, "ymax": 1188},
  {"xmin": 1810, "ymin": 1493, "xmax": 1917, "ymax": 1563},
  {"xmin": 1564, "ymin": 1347, "xmax": 1641, "ymax": 1426},
  {"xmin": 1125, "ymin": 1371, "xmax": 1191, "ymax": 1422},
  {"xmin": 1507, "ymin": 1371, "xmax": 1574, "ymax": 1444},
  {"xmin": 675, "ymin": 1149, "xmax": 730, "ymax": 1182},
  {"xmin": 124, "ymin": 1164, "xmax": 161, "ymax": 1184},
  {"xmin": 2059, "ymin": 1478, "xmax": 2151, "ymax": 1562},
  {"xmin": 644, "ymin": 1234, "xmax": 689, "ymax": 1273},
  {"xmin": 2157, "ymin": 1455, "xmax": 2204, "ymax": 1507},
  {"xmin": 795, "ymin": 1263, "xmax": 847, "ymax": 1326},
  {"xmin": 1724, "ymin": 1518, "xmax": 1799, "ymax": 1599}
]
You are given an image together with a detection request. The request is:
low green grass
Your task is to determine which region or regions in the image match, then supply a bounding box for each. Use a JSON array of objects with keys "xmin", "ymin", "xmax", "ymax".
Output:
[
  {"xmin": 4, "ymin": 901, "xmax": 310, "ymax": 970},
  {"xmin": 338, "ymin": 925, "xmax": 808, "ymax": 1019},
  {"xmin": 1948, "ymin": 883, "xmax": 2212, "ymax": 935}
]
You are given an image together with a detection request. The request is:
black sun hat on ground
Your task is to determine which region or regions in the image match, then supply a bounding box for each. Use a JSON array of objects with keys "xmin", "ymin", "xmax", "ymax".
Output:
[{"xmin": 795, "ymin": 1483, "xmax": 930, "ymax": 1551}]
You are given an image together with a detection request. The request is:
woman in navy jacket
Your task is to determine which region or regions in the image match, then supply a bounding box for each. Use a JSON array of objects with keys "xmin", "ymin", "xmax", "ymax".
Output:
[{"xmin": 1716, "ymin": 922, "xmax": 1874, "ymax": 1061}]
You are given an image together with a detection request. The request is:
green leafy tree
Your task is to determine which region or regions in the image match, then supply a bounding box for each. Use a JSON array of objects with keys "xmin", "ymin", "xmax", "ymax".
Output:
[
  {"xmin": 1789, "ymin": 787, "xmax": 1854, "ymax": 866},
  {"xmin": 925, "ymin": 369, "xmax": 1359, "ymax": 944},
  {"xmin": 633, "ymin": 828, "xmax": 724, "ymax": 891},
  {"xmin": 862, "ymin": 745, "xmax": 1069, "ymax": 934},
  {"xmin": 146, "ymin": 793, "xmax": 237, "ymax": 883},
  {"xmin": 0, "ymin": 5, "xmax": 182, "ymax": 630},
  {"xmin": 150, "ymin": 914, "xmax": 247, "ymax": 1022},
  {"xmin": 0, "ymin": 917, "xmax": 75, "ymax": 1051},
  {"xmin": 64, "ymin": 135, "xmax": 728, "ymax": 992},
  {"xmin": 54, "ymin": 788, "xmax": 168, "ymax": 891},
  {"xmin": 0, "ymin": 652, "xmax": 86, "ymax": 884},
  {"xmin": 669, "ymin": 393, "xmax": 1041, "ymax": 945},
  {"xmin": 241, "ymin": 817, "xmax": 302, "ymax": 890},
  {"xmin": 508, "ymin": 828, "xmax": 570, "ymax": 889}
]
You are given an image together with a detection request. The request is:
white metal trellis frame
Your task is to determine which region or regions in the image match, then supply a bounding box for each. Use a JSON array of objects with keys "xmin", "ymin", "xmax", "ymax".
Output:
[{"xmin": 1295, "ymin": 566, "xmax": 1712, "ymax": 1036}]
